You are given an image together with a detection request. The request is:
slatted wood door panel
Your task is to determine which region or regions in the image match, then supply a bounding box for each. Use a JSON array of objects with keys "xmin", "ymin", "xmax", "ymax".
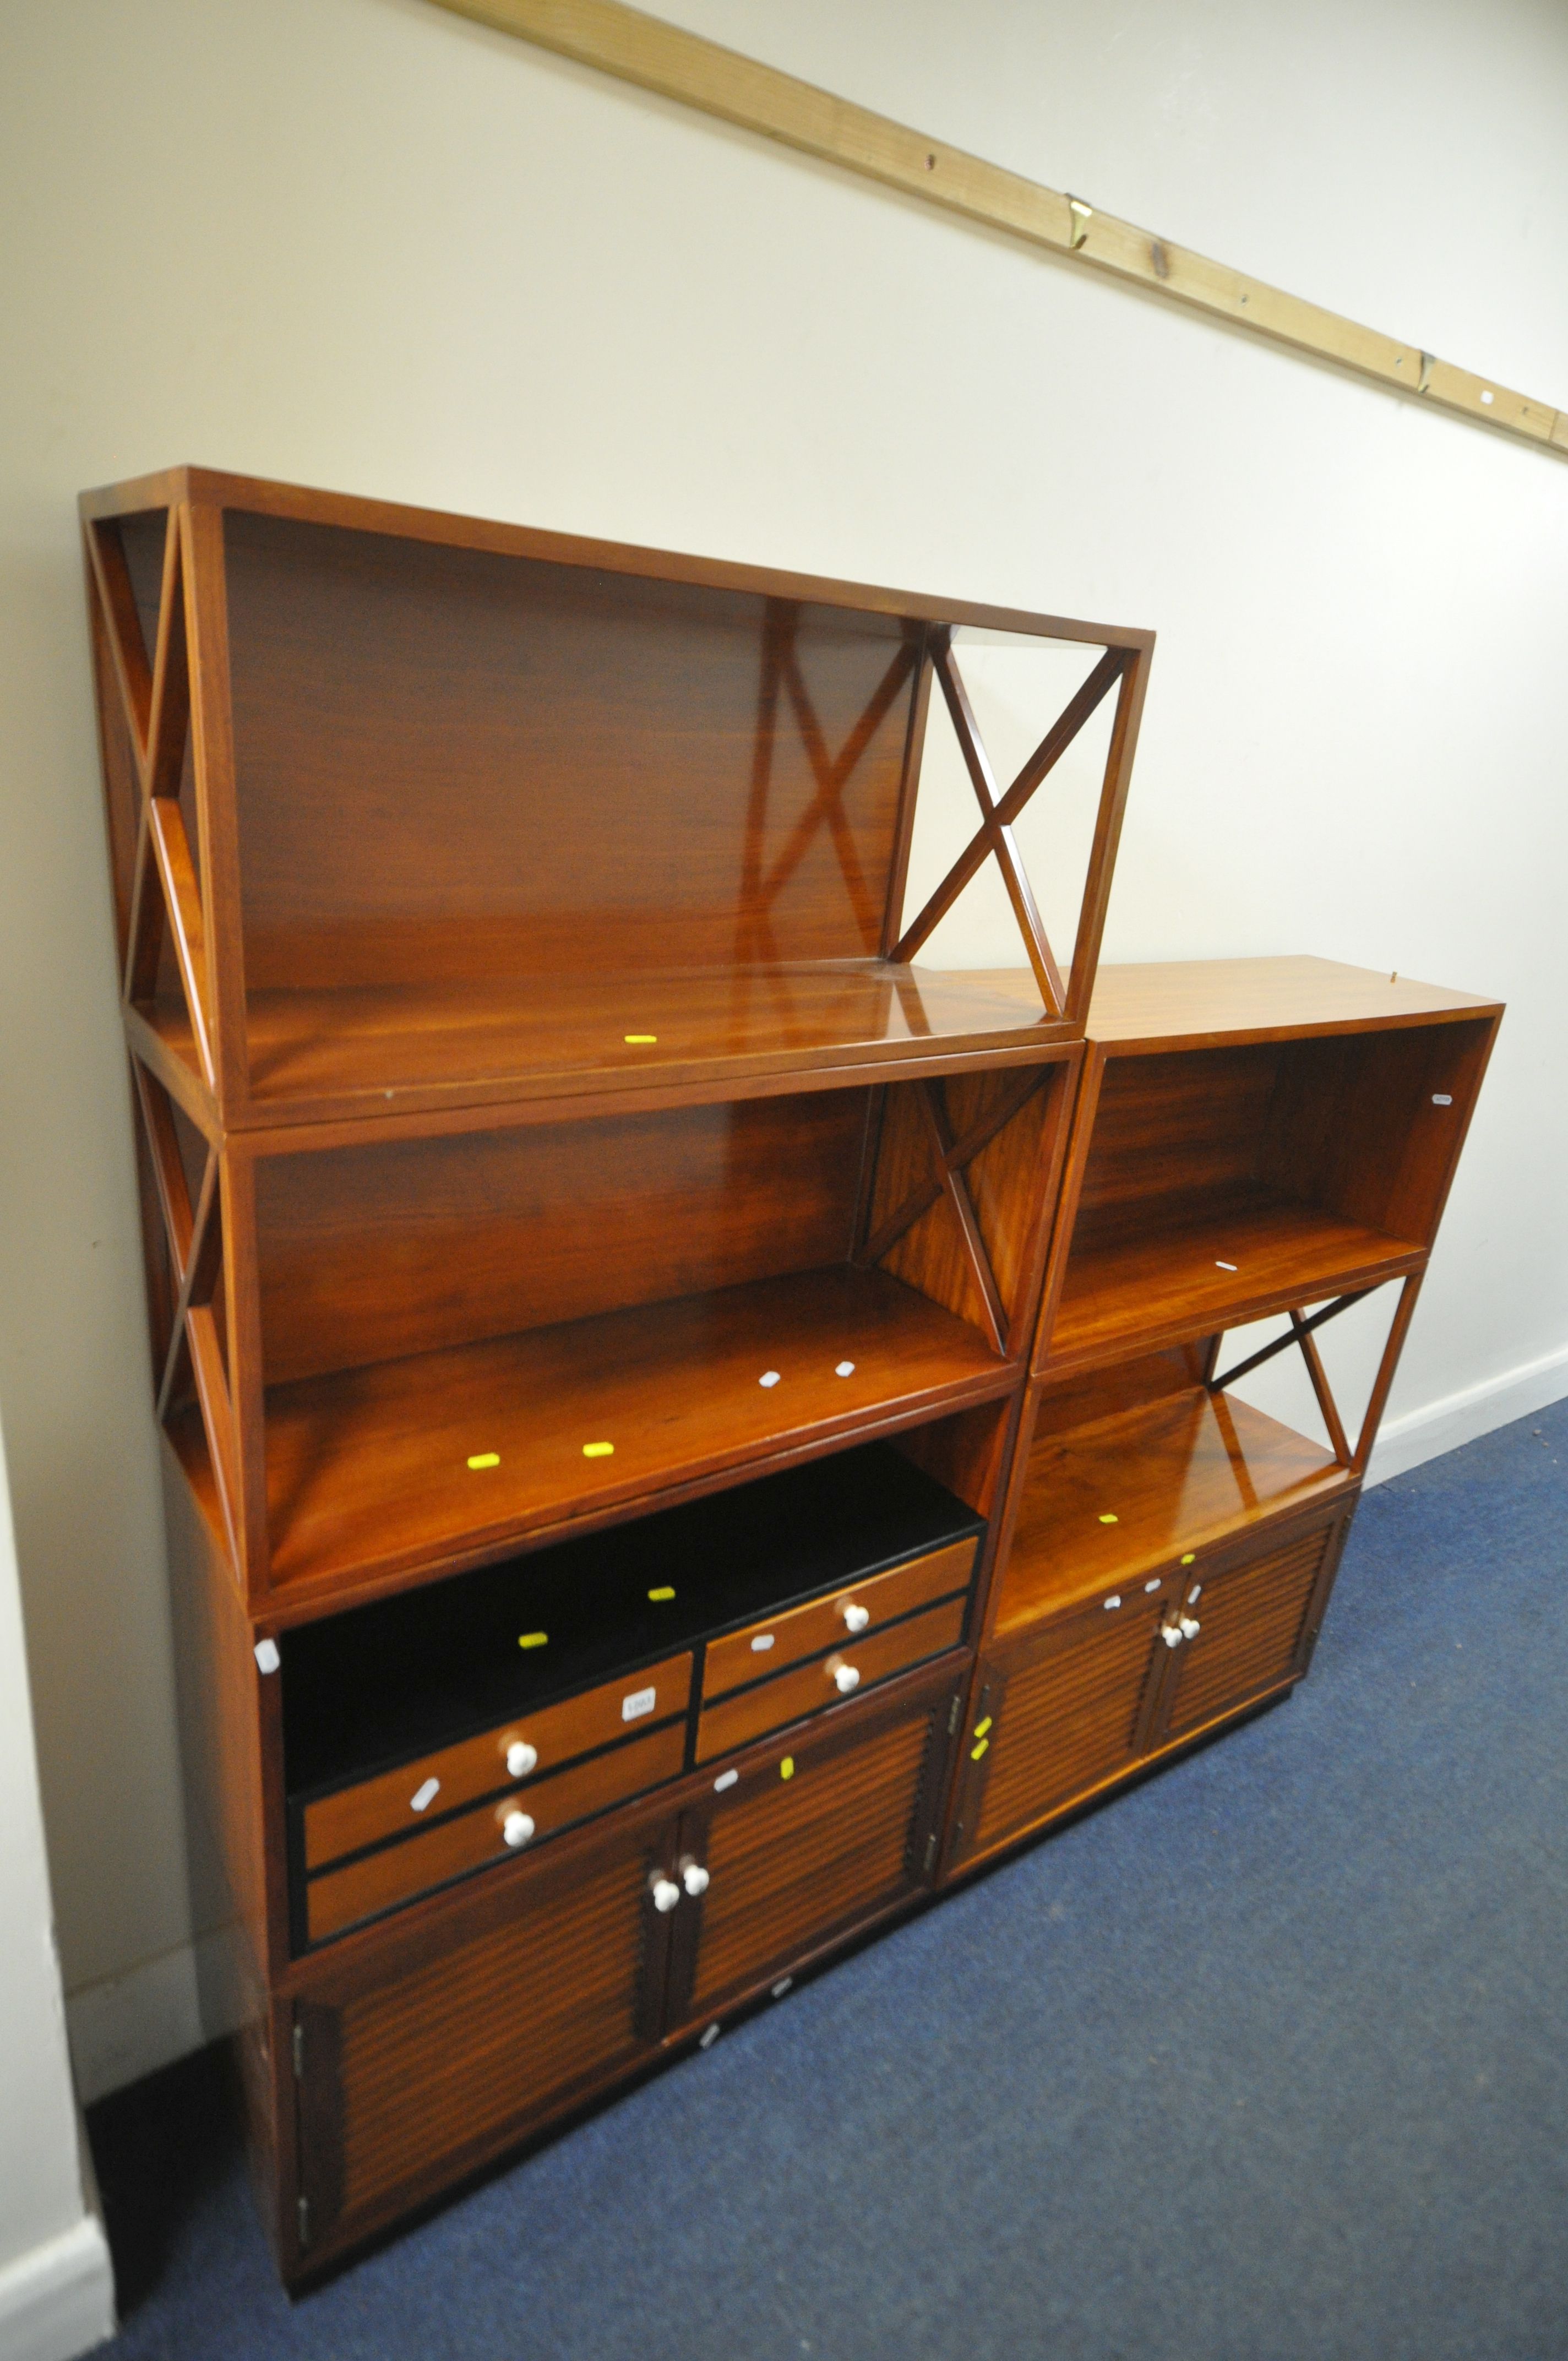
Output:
[
  {"xmin": 671, "ymin": 1663, "xmax": 960, "ymax": 2023},
  {"xmin": 1153, "ymin": 1505, "xmax": 1352, "ymax": 1745},
  {"xmin": 952, "ymin": 1587, "xmax": 1169, "ymax": 1865},
  {"xmin": 292, "ymin": 1799, "xmax": 680, "ymax": 2261}
]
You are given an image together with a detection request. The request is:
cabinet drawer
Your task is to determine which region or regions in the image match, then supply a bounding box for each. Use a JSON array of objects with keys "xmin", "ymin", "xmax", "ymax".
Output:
[
  {"xmin": 302, "ymin": 1651, "xmax": 693, "ymax": 1871},
  {"xmin": 701, "ymin": 1537, "xmax": 977, "ymax": 1701},
  {"xmin": 305, "ymin": 1718, "xmax": 687, "ymax": 1944},
  {"xmin": 695, "ymin": 1596, "xmax": 967, "ymax": 1762}
]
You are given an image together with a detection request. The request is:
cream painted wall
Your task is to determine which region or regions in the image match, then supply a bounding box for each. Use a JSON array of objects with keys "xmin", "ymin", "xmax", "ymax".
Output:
[
  {"xmin": 0, "ymin": 1410, "xmax": 115, "ymax": 2355},
  {"xmin": 1, "ymin": 0, "xmax": 1564, "ymax": 2096}
]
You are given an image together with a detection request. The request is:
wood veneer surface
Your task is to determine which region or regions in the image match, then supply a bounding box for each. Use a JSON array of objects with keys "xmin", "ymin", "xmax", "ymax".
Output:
[
  {"xmin": 182, "ymin": 1265, "xmax": 1012, "ymax": 1606},
  {"xmin": 1047, "ymin": 1189, "xmax": 1421, "ymax": 1369},
  {"xmin": 178, "ymin": 965, "xmax": 1062, "ymax": 1127},
  {"xmin": 971, "ymin": 955, "xmax": 1502, "ymax": 1047},
  {"xmin": 995, "ymin": 1386, "xmax": 1345, "ymax": 1633}
]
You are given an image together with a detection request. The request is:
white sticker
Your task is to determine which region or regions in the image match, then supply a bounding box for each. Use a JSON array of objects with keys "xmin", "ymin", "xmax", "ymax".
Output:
[
  {"xmin": 759, "ymin": 1370, "xmax": 781, "ymax": 1388},
  {"xmin": 410, "ymin": 1777, "xmax": 440, "ymax": 1813},
  {"xmin": 713, "ymin": 1769, "xmax": 739, "ymax": 1792},
  {"xmin": 1103, "ymin": 1593, "xmax": 1121, "ymax": 1610},
  {"xmin": 622, "ymin": 1685, "xmax": 656, "ymax": 1722},
  {"xmin": 253, "ymin": 1639, "xmax": 280, "ymax": 1675},
  {"xmin": 1144, "ymin": 1578, "xmax": 1162, "ymax": 1592},
  {"xmin": 1432, "ymin": 1094, "xmax": 1452, "ymax": 1106},
  {"xmin": 699, "ymin": 2023, "xmax": 721, "ymax": 2050},
  {"xmin": 771, "ymin": 1977, "xmax": 793, "ymax": 1999},
  {"xmin": 750, "ymin": 1633, "xmax": 776, "ymax": 1652},
  {"xmin": 1216, "ymin": 1260, "xmax": 1238, "ymax": 1271},
  {"xmin": 835, "ymin": 1361, "xmax": 855, "ymax": 1377},
  {"xmin": 1188, "ymin": 1584, "xmax": 1203, "ymax": 1602}
]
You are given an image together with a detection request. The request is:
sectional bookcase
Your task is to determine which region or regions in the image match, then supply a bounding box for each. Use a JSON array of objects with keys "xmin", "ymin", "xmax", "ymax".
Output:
[{"xmin": 80, "ymin": 468, "xmax": 1498, "ymax": 2287}]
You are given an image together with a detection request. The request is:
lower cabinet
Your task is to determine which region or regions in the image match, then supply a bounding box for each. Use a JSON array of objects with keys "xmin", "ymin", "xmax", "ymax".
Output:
[
  {"xmin": 289, "ymin": 1661, "xmax": 962, "ymax": 2267},
  {"xmin": 950, "ymin": 1500, "xmax": 1353, "ymax": 1868}
]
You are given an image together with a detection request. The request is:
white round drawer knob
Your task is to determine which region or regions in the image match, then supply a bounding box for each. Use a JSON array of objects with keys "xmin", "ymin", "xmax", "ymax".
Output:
[
  {"xmin": 831, "ymin": 1660, "xmax": 861, "ymax": 1694},
  {"xmin": 1161, "ymin": 1623, "xmax": 1183, "ymax": 1649},
  {"xmin": 841, "ymin": 1602, "xmax": 870, "ymax": 1634},
  {"xmin": 681, "ymin": 1861, "xmax": 710, "ymax": 1897},
  {"xmin": 502, "ymin": 1810, "xmax": 536, "ymax": 1849},
  {"xmin": 1178, "ymin": 1615, "xmax": 1201, "ymax": 1640},
  {"xmin": 506, "ymin": 1740, "xmax": 538, "ymax": 1780},
  {"xmin": 650, "ymin": 1875, "xmax": 680, "ymax": 1914}
]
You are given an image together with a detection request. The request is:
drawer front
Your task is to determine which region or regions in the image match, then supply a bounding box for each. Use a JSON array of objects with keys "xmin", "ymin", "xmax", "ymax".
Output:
[
  {"xmin": 302, "ymin": 1650, "xmax": 693, "ymax": 1870},
  {"xmin": 695, "ymin": 1595, "xmax": 967, "ymax": 1763},
  {"xmin": 306, "ymin": 1719, "xmax": 687, "ymax": 1944},
  {"xmin": 702, "ymin": 1537, "xmax": 977, "ymax": 1701}
]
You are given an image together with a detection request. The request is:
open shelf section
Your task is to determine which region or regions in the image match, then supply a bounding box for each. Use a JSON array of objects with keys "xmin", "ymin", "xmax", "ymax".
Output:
[
  {"xmin": 1047, "ymin": 1188, "xmax": 1422, "ymax": 1370},
  {"xmin": 994, "ymin": 1379, "xmax": 1348, "ymax": 1634},
  {"xmin": 970, "ymin": 955, "xmax": 1503, "ymax": 1049},
  {"xmin": 139, "ymin": 961, "xmax": 1063, "ymax": 1129},
  {"xmin": 175, "ymin": 1265, "xmax": 1012, "ymax": 1610}
]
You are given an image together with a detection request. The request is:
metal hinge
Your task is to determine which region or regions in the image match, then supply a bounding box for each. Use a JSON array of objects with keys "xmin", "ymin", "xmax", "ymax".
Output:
[
  {"xmin": 297, "ymin": 2194, "xmax": 311, "ymax": 2250},
  {"xmin": 948, "ymin": 1694, "xmax": 962, "ymax": 1735},
  {"xmin": 923, "ymin": 1830, "xmax": 938, "ymax": 1874},
  {"xmin": 292, "ymin": 2021, "xmax": 305, "ymax": 2080}
]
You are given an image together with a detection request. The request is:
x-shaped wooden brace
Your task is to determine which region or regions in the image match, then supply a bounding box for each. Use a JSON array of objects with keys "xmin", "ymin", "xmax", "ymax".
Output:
[
  {"xmin": 739, "ymin": 603, "xmax": 917, "ymax": 962},
  {"xmin": 859, "ymin": 1067, "xmax": 1048, "ymax": 1356},
  {"xmin": 894, "ymin": 635, "xmax": 1128, "ymax": 1016},
  {"xmin": 85, "ymin": 510, "xmax": 215, "ymax": 1087},
  {"xmin": 132, "ymin": 1063, "xmax": 242, "ymax": 1570},
  {"xmin": 1208, "ymin": 1273, "xmax": 1425, "ymax": 1476}
]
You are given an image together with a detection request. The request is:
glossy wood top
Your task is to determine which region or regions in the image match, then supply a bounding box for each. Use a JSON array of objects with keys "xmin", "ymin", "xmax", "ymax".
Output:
[
  {"xmin": 971, "ymin": 956, "xmax": 1503, "ymax": 1049},
  {"xmin": 994, "ymin": 1384, "xmax": 1350, "ymax": 1632},
  {"xmin": 180, "ymin": 1265, "xmax": 1015, "ymax": 1614},
  {"xmin": 80, "ymin": 466, "xmax": 1153, "ymax": 651},
  {"xmin": 142, "ymin": 962, "xmax": 1071, "ymax": 1130}
]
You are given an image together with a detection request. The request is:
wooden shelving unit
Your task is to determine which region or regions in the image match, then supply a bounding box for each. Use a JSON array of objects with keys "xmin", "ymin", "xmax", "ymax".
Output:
[
  {"xmin": 946, "ymin": 958, "xmax": 1501, "ymax": 1876},
  {"xmin": 81, "ymin": 469, "xmax": 1498, "ymax": 2288}
]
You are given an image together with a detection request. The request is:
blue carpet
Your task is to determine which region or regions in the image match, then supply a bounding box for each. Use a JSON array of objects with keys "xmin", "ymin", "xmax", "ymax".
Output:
[{"xmin": 87, "ymin": 1399, "xmax": 1568, "ymax": 2360}]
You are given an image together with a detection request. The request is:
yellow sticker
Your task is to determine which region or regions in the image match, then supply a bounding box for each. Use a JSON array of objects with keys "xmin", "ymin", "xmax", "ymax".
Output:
[
  {"xmin": 647, "ymin": 1585, "xmax": 676, "ymax": 1602},
  {"xmin": 971, "ymin": 1737, "xmax": 990, "ymax": 1761},
  {"xmin": 518, "ymin": 1631, "xmax": 549, "ymax": 1650},
  {"xmin": 973, "ymin": 1716, "xmax": 993, "ymax": 1739},
  {"xmin": 624, "ymin": 1033, "xmax": 658, "ymax": 1045},
  {"xmin": 1181, "ymin": 1553, "xmax": 1195, "ymax": 1565},
  {"xmin": 582, "ymin": 1441, "xmax": 614, "ymax": 1459},
  {"xmin": 780, "ymin": 1756, "xmax": 794, "ymax": 1781},
  {"xmin": 1098, "ymin": 1512, "xmax": 1119, "ymax": 1525},
  {"xmin": 467, "ymin": 1452, "xmax": 500, "ymax": 1470}
]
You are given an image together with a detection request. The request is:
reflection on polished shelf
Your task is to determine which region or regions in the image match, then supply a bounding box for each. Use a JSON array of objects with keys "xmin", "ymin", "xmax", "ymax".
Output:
[{"xmin": 80, "ymin": 466, "xmax": 1498, "ymax": 2285}]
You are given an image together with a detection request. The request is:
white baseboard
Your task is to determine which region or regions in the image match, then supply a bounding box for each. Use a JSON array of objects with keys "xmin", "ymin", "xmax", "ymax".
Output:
[
  {"xmin": 67, "ymin": 1921, "xmax": 247, "ymax": 2107},
  {"xmin": 0, "ymin": 2218, "xmax": 115, "ymax": 2361},
  {"xmin": 1366, "ymin": 1341, "xmax": 1568, "ymax": 1487}
]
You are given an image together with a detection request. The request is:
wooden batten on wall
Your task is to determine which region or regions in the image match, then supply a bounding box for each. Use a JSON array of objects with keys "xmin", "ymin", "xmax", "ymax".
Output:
[{"xmin": 427, "ymin": 0, "xmax": 1567, "ymax": 461}]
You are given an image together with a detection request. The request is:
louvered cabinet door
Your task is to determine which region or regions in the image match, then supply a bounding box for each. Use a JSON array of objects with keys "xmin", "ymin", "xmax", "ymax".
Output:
[
  {"xmin": 1152, "ymin": 1504, "xmax": 1353, "ymax": 1746},
  {"xmin": 950, "ymin": 1587, "xmax": 1169, "ymax": 1866},
  {"xmin": 292, "ymin": 1799, "xmax": 680, "ymax": 2265},
  {"xmin": 667, "ymin": 1663, "xmax": 961, "ymax": 2026}
]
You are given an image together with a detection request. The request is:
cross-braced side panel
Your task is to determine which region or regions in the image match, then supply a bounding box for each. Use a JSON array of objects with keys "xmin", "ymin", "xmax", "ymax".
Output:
[
  {"xmin": 1208, "ymin": 1270, "xmax": 1426, "ymax": 1476},
  {"xmin": 860, "ymin": 1070, "xmax": 1061, "ymax": 1358},
  {"xmin": 893, "ymin": 634, "xmax": 1147, "ymax": 1026}
]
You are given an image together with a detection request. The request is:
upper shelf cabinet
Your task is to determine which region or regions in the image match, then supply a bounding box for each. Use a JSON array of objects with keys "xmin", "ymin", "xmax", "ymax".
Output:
[
  {"xmin": 80, "ymin": 468, "xmax": 1154, "ymax": 1131},
  {"xmin": 1038, "ymin": 958, "xmax": 1503, "ymax": 1372}
]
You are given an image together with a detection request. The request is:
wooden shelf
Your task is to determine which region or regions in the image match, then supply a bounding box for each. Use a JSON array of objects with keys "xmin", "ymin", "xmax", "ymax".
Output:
[
  {"xmin": 1045, "ymin": 1186, "xmax": 1423, "ymax": 1370},
  {"xmin": 138, "ymin": 961, "xmax": 1064, "ymax": 1129},
  {"xmin": 994, "ymin": 1385, "xmax": 1349, "ymax": 1634},
  {"xmin": 174, "ymin": 1265, "xmax": 1013, "ymax": 1609}
]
